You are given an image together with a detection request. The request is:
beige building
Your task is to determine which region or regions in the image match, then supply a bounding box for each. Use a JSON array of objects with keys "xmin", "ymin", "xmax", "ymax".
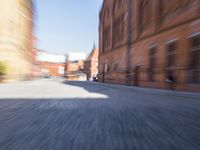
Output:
[{"xmin": 0, "ymin": 0, "xmax": 34, "ymax": 81}]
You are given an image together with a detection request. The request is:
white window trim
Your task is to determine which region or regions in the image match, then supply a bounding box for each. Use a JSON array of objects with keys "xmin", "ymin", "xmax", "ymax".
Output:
[
  {"xmin": 165, "ymin": 38, "xmax": 178, "ymax": 45},
  {"xmin": 188, "ymin": 31, "xmax": 200, "ymax": 38}
]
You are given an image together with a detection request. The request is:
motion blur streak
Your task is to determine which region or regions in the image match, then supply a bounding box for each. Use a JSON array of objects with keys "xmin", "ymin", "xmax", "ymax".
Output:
[
  {"xmin": 0, "ymin": 0, "xmax": 200, "ymax": 150},
  {"xmin": 0, "ymin": 0, "xmax": 34, "ymax": 82},
  {"xmin": 0, "ymin": 80, "xmax": 200, "ymax": 150}
]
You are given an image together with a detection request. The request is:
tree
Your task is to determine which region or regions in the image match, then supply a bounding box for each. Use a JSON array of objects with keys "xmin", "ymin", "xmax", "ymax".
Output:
[{"xmin": 0, "ymin": 61, "xmax": 7, "ymax": 76}]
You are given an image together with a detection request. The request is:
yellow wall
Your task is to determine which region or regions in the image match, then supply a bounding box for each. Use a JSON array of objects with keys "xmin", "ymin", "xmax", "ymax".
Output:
[{"xmin": 0, "ymin": 0, "xmax": 33, "ymax": 81}]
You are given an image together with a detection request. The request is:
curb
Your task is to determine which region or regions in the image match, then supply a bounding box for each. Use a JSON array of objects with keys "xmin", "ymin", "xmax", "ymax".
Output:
[{"xmin": 89, "ymin": 81, "xmax": 200, "ymax": 100}]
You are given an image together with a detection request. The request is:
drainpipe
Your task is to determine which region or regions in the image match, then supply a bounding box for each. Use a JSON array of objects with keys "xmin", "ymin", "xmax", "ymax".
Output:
[{"xmin": 126, "ymin": 0, "xmax": 132, "ymax": 85}]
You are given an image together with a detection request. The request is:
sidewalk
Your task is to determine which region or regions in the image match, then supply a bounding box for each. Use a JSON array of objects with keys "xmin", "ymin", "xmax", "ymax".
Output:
[{"xmin": 91, "ymin": 81, "xmax": 200, "ymax": 100}]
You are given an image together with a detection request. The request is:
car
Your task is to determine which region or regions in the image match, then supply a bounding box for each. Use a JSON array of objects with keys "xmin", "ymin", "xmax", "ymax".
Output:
[{"xmin": 93, "ymin": 77, "xmax": 98, "ymax": 82}]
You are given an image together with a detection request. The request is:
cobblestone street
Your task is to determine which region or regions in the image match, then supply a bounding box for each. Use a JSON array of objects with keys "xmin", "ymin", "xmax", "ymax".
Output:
[{"xmin": 0, "ymin": 79, "xmax": 200, "ymax": 150}]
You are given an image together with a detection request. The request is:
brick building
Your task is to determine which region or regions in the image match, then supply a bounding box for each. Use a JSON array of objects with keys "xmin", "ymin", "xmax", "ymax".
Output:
[
  {"xmin": 39, "ymin": 61, "xmax": 66, "ymax": 77},
  {"xmin": 36, "ymin": 50, "xmax": 66, "ymax": 77},
  {"xmin": 65, "ymin": 52, "xmax": 87, "ymax": 81},
  {"xmin": 65, "ymin": 60, "xmax": 86, "ymax": 81},
  {"xmin": 99, "ymin": 0, "xmax": 200, "ymax": 92},
  {"xmin": 0, "ymin": 0, "xmax": 34, "ymax": 81},
  {"xmin": 83, "ymin": 48, "xmax": 99, "ymax": 80}
]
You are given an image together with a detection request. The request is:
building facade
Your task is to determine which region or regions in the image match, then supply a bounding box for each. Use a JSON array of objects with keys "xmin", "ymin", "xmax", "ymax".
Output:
[
  {"xmin": 65, "ymin": 60, "xmax": 87, "ymax": 81},
  {"xmin": 83, "ymin": 48, "xmax": 99, "ymax": 80},
  {"xmin": 99, "ymin": 0, "xmax": 200, "ymax": 92},
  {"xmin": 65, "ymin": 52, "xmax": 87, "ymax": 81},
  {"xmin": 39, "ymin": 61, "xmax": 66, "ymax": 77},
  {"xmin": 0, "ymin": 0, "xmax": 34, "ymax": 81},
  {"xmin": 36, "ymin": 50, "xmax": 66, "ymax": 77}
]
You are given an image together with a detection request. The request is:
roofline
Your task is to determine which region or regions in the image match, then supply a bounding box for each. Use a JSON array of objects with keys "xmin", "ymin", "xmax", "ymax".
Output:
[
  {"xmin": 37, "ymin": 49, "xmax": 67, "ymax": 56},
  {"xmin": 100, "ymin": 0, "xmax": 106, "ymax": 18}
]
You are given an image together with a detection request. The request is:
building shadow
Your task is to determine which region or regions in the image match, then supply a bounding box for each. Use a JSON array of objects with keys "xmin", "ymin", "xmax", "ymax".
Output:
[
  {"xmin": 0, "ymin": 80, "xmax": 111, "ymax": 101},
  {"xmin": 62, "ymin": 81, "xmax": 113, "ymax": 98}
]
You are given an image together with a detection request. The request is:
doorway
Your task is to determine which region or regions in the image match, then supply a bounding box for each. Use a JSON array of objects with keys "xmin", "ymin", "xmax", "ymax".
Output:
[{"xmin": 134, "ymin": 66, "xmax": 140, "ymax": 86}]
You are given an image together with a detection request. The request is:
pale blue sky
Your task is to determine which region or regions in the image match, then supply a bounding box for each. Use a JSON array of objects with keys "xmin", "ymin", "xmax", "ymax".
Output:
[{"xmin": 36, "ymin": 0, "xmax": 103, "ymax": 54}]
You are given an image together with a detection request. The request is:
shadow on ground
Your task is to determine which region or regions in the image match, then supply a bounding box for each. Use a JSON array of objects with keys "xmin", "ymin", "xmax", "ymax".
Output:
[
  {"xmin": 0, "ymin": 81, "xmax": 200, "ymax": 150},
  {"xmin": 62, "ymin": 81, "xmax": 113, "ymax": 96}
]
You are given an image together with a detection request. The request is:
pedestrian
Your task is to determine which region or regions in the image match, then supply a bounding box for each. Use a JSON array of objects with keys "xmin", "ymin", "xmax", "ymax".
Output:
[{"xmin": 166, "ymin": 72, "xmax": 176, "ymax": 90}]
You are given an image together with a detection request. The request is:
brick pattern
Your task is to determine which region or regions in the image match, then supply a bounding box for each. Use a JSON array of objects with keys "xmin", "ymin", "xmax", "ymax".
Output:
[
  {"xmin": 99, "ymin": 0, "xmax": 200, "ymax": 92},
  {"xmin": 38, "ymin": 62, "xmax": 65, "ymax": 77}
]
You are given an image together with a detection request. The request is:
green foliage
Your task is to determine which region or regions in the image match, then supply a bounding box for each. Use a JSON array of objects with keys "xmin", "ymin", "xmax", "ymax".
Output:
[{"xmin": 0, "ymin": 62, "xmax": 7, "ymax": 76}]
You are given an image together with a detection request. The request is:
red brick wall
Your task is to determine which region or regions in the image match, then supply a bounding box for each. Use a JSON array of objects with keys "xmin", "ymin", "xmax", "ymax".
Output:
[
  {"xmin": 83, "ymin": 49, "xmax": 99, "ymax": 79},
  {"xmin": 99, "ymin": 0, "xmax": 200, "ymax": 92},
  {"xmin": 66, "ymin": 60, "xmax": 84, "ymax": 73},
  {"xmin": 39, "ymin": 62, "xmax": 66, "ymax": 77}
]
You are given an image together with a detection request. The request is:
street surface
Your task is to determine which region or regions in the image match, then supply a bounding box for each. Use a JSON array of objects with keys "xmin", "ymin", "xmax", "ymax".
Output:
[{"xmin": 0, "ymin": 79, "xmax": 200, "ymax": 150}]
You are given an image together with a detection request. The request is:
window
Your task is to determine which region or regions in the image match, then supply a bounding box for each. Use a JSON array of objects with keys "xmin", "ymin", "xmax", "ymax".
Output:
[
  {"xmin": 113, "ymin": 62, "xmax": 119, "ymax": 72},
  {"xmin": 103, "ymin": 26, "xmax": 111, "ymax": 51},
  {"xmin": 149, "ymin": 46, "xmax": 156, "ymax": 81},
  {"xmin": 117, "ymin": 0, "xmax": 123, "ymax": 8},
  {"xmin": 189, "ymin": 35, "xmax": 200, "ymax": 83},
  {"xmin": 161, "ymin": 0, "xmax": 192, "ymax": 19},
  {"xmin": 104, "ymin": 63, "xmax": 109, "ymax": 73},
  {"xmin": 140, "ymin": 0, "xmax": 153, "ymax": 31},
  {"xmin": 72, "ymin": 60, "xmax": 78, "ymax": 64},
  {"xmin": 102, "ymin": 7, "xmax": 111, "ymax": 52},
  {"xmin": 105, "ymin": 10, "xmax": 110, "ymax": 19},
  {"xmin": 113, "ymin": 15, "xmax": 125, "ymax": 47},
  {"xmin": 166, "ymin": 41, "xmax": 177, "ymax": 80},
  {"xmin": 167, "ymin": 42, "xmax": 176, "ymax": 68},
  {"xmin": 112, "ymin": 0, "xmax": 125, "ymax": 47}
]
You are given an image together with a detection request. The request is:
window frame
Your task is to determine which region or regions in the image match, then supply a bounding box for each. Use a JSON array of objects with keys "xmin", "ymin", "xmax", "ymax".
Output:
[{"xmin": 148, "ymin": 45, "xmax": 157, "ymax": 82}]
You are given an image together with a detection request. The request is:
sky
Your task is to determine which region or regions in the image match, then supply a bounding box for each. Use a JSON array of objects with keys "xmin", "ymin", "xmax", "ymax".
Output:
[{"xmin": 35, "ymin": 0, "xmax": 103, "ymax": 55}]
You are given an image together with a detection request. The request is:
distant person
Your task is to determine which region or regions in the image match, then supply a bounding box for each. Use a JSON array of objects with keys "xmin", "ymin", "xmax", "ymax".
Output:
[{"xmin": 166, "ymin": 73, "xmax": 176, "ymax": 90}]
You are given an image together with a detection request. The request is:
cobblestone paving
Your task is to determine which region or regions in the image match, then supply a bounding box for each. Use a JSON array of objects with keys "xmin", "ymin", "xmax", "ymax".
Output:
[{"xmin": 0, "ymin": 80, "xmax": 200, "ymax": 150}]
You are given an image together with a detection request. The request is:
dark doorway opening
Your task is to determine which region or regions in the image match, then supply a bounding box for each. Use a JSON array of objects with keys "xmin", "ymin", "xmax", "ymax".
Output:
[{"xmin": 134, "ymin": 66, "xmax": 140, "ymax": 86}]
